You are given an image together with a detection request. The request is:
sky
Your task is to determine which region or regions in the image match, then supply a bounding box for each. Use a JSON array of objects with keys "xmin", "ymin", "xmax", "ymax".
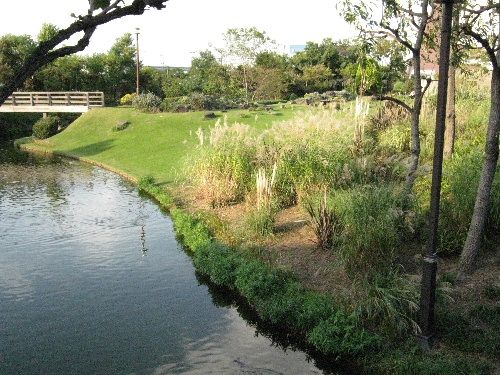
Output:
[{"xmin": 0, "ymin": 0, "xmax": 356, "ymax": 67}]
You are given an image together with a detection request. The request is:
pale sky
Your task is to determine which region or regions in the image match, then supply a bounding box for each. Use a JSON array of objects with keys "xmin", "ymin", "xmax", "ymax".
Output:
[{"xmin": 0, "ymin": 0, "xmax": 356, "ymax": 67}]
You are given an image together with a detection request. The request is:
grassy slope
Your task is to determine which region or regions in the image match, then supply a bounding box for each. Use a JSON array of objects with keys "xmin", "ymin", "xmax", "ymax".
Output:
[{"xmin": 21, "ymin": 107, "xmax": 297, "ymax": 184}]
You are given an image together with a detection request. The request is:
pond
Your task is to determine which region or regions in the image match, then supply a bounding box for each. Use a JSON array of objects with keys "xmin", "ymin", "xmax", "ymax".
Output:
[{"xmin": 0, "ymin": 142, "xmax": 349, "ymax": 375}]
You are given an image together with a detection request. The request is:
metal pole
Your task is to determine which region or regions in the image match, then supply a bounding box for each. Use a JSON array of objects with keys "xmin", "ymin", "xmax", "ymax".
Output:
[
  {"xmin": 135, "ymin": 28, "xmax": 140, "ymax": 96},
  {"xmin": 418, "ymin": 0, "xmax": 455, "ymax": 351}
]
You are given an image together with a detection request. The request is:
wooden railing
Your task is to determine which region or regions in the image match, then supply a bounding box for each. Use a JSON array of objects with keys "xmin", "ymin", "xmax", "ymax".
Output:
[{"xmin": 0, "ymin": 92, "xmax": 104, "ymax": 113}]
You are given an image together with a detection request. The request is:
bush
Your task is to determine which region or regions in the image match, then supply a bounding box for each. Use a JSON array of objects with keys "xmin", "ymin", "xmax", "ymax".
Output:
[
  {"xmin": 234, "ymin": 260, "xmax": 290, "ymax": 303},
  {"xmin": 246, "ymin": 205, "xmax": 276, "ymax": 236},
  {"xmin": 32, "ymin": 116, "xmax": 59, "ymax": 139},
  {"xmin": 415, "ymin": 150, "xmax": 500, "ymax": 254},
  {"xmin": 119, "ymin": 93, "xmax": 137, "ymax": 106},
  {"xmin": 132, "ymin": 92, "xmax": 162, "ymax": 113},
  {"xmin": 352, "ymin": 271, "xmax": 419, "ymax": 336},
  {"xmin": 307, "ymin": 312, "xmax": 381, "ymax": 355},
  {"xmin": 332, "ymin": 186, "xmax": 414, "ymax": 275}
]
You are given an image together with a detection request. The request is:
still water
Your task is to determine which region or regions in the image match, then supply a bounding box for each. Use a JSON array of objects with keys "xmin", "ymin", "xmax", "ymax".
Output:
[{"xmin": 0, "ymin": 143, "xmax": 342, "ymax": 375}]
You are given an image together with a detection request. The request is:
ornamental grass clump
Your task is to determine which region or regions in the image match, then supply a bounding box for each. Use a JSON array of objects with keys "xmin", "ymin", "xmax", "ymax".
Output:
[
  {"xmin": 247, "ymin": 164, "xmax": 277, "ymax": 236},
  {"xmin": 305, "ymin": 190, "xmax": 342, "ymax": 251},
  {"xmin": 192, "ymin": 119, "xmax": 255, "ymax": 207},
  {"xmin": 331, "ymin": 185, "xmax": 413, "ymax": 276}
]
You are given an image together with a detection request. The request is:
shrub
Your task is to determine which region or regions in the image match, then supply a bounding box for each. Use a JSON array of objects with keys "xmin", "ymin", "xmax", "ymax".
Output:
[
  {"xmin": 192, "ymin": 121, "xmax": 255, "ymax": 207},
  {"xmin": 307, "ymin": 311, "xmax": 381, "ymax": 355},
  {"xmin": 234, "ymin": 260, "xmax": 290, "ymax": 303},
  {"xmin": 119, "ymin": 93, "xmax": 136, "ymax": 106},
  {"xmin": 170, "ymin": 209, "xmax": 212, "ymax": 252},
  {"xmin": 415, "ymin": 150, "xmax": 500, "ymax": 254},
  {"xmin": 246, "ymin": 204, "xmax": 276, "ymax": 236},
  {"xmin": 332, "ymin": 186, "xmax": 414, "ymax": 275},
  {"xmin": 32, "ymin": 116, "xmax": 59, "ymax": 139},
  {"xmin": 352, "ymin": 271, "xmax": 420, "ymax": 336},
  {"xmin": 132, "ymin": 92, "xmax": 162, "ymax": 113}
]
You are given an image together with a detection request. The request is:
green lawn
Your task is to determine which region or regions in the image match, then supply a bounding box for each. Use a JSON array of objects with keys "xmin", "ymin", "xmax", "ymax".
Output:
[{"xmin": 21, "ymin": 106, "xmax": 299, "ymax": 184}]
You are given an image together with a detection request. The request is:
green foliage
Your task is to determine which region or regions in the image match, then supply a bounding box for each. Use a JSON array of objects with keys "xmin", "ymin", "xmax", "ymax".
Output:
[
  {"xmin": 170, "ymin": 208, "xmax": 212, "ymax": 252},
  {"xmin": 0, "ymin": 34, "xmax": 36, "ymax": 85},
  {"xmin": 483, "ymin": 285, "xmax": 500, "ymax": 301},
  {"xmin": 416, "ymin": 150, "xmax": 500, "ymax": 254},
  {"xmin": 246, "ymin": 204, "xmax": 276, "ymax": 236},
  {"xmin": 352, "ymin": 271, "xmax": 420, "ymax": 336},
  {"xmin": 299, "ymin": 64, "xmax": 333, "ymax": 92},
  {"xmin": 234, "ymin": 259, "xmax": 290, "ymax": 303},
  {"xmin": 379, "ymin": 122, "xmax": 411, "ymax": 153},
  {"xmin": 332, "ymin": 185, "xmax": 414, "ymax": 275},
  {"xmin": 119, "ymin": 93, "xmax": 136, "ymax": 106},
  {"xmin": 194, "ymin": 243, "xmax": 241, "ymax": 287},
  {"xmin": 437, "ymin": 306, "xmax": 500, "ymax": 359},
  {"xmin": 372, "ymin": 342, "xmax": 493, "ymax": 375},
  {"xmin": 343, "ymin": 56, "xmax": 382, "ymax": 96},
  {"xmin": 138, "ymin": 176, "xmax": 174, "ymax": 209},
  {"xmin": 0, "ymin": 113, "xmax": 41, "ymax": 140},
  {"xmin": 307, "ymin": 312, "xmax": 381, "ymax": 355},
  {"xmin": 32, "ymin": 116, "xmax": 59, "ymax": 139},
  {"xmin": 132, "ymin": 92, "xmax": 162, "ymax": 113},
  {"xmin": 37, "ymin": 23, "xmax": 59, "ymax": 43}
]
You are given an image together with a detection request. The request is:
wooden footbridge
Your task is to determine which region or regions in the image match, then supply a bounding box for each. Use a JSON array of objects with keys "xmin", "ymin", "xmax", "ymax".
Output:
[{"xmin": 0, "ymin": 92, "xmax": 104, "ymax": 113}]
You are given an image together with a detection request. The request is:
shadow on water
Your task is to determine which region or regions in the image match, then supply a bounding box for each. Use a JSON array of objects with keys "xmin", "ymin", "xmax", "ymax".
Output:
[
  {"xmin": 1, "ymin": 141, "xmax": 56, "ymax": 165},
  {"xmin": 194, "ymin": 272, "xmax": 364, "ymax": 375},
  {"xmin": 66, "ymin": 140, "xmax": 115, "ymax": 157}
]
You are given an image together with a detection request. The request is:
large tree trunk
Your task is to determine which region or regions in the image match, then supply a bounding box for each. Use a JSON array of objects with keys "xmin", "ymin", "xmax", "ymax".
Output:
[
  {"xmin": 459, "ymin": 65, "xmax": 500, "ymax": 275},
  {"xmin": 406, "ymin": 52, "xmax": 423, "ymax": 193}
]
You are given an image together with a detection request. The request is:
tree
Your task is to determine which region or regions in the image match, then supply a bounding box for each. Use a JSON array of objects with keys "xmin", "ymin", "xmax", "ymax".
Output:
[
  {"xmin": 106, "ymin": 33, "xmax": 136, "ymax": 102},
  {"xmin": 458, "ymin": 2, "xmax": 500, "ymax": 275},
  {"xmin": 444, "ymin": 8, "xmax": 461, "ymax": 159},
  {"xmin": 291, "ymin": 38, "xmax": 361, "ymax": 90},
  {"xmin": 340, "ymin": 0, "xmax": 436, "ymax": 193},
  {"xmin": 0, "ymin": 0, "xmax": 169, "ymax": 106},
  {"xmin": 300, "ymin": 64, "xmax": 333, "ymax": 92},
  {"xmin": 217, "ymin": 27, "xmax": 275, "ymax": 102},
  {"xmin": 0, "ymin": 34, "xmax": 36, "ymax": 90}
]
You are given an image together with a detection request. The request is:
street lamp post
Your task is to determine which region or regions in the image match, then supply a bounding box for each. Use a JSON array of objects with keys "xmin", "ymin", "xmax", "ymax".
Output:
[
  {"xmin": 135, "ymin": 27, "xmax": 140, "ymax": 96},
  {"xmin": 418, "ymin": 0, "xmax": 456, "ymax": 351}
]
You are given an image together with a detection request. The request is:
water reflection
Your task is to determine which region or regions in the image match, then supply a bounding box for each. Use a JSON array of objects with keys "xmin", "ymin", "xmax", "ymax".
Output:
[{"xmin": 194, "ymin": 273, "xmax": 361, "ymax": 375}]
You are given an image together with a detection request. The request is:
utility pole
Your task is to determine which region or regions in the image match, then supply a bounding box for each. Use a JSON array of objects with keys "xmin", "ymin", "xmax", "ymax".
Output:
[
  {"xmin": 135, "ymin": 27, "xmax": 140, "ymax": 96},
  {"xmin": 418, "ymin": 0, "xmax": 455, "ymax": 351}
]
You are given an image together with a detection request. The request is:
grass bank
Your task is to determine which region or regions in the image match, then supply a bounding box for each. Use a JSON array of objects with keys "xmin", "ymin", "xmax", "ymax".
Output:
[{"xmin": 17, "ymin": 106, "xmax": 297, "ymax": 185}]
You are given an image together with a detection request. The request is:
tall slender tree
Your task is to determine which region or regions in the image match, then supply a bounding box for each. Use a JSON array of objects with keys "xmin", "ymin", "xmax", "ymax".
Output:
[
  {"xmin": 339, "ymin": 0, "xmax": 436, "ymax": 193},
  {"xmin": 459, "ymin": 1, "xmax": 500, "ymax": 275}
]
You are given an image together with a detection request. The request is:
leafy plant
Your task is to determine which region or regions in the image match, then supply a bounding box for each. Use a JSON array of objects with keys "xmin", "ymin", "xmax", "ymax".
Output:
[
  {"xmin": 32, "ymin": 116, "xmax": 59, "ymax": 139},
  {"xmin": 119, "ymin": 93, "xmax": 136, "ymax": 106},
  {"xmin": 132, "ymin": 92, "xmax": 162, "ymax": 113},
  {"xmin": 352, "ymin": 270, "xmax": 420, "ymax": 336}
]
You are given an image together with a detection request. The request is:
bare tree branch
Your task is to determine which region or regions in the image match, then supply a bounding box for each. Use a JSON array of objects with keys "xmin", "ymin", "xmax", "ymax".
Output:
[{"xmin": 375, "ymin": 95, "xmax": 413, "ymax": 113}]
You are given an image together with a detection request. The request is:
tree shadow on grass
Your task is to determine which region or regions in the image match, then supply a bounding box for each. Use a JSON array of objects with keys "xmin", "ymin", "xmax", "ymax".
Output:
[{"xmin": 67, "ymin": 140, "xmax": 114, "ymax": 157}]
